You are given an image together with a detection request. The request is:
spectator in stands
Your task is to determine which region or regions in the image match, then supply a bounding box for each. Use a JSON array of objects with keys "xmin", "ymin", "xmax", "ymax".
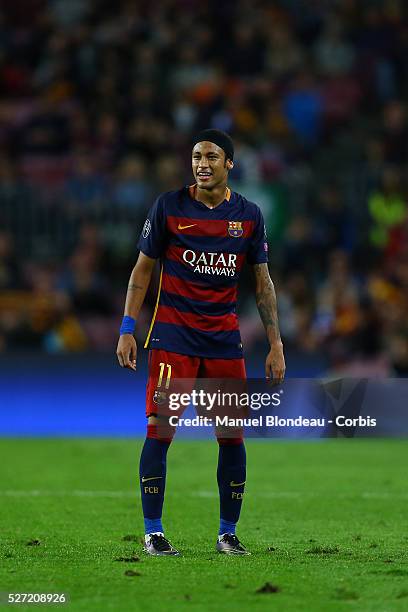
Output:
[
  {"xmin": 368, "ymin": 166, "xmax": 407, "ymax": 248},
  {"xmin": 0, "ymin": 0, "xmax": 406, "ymax": 373}
]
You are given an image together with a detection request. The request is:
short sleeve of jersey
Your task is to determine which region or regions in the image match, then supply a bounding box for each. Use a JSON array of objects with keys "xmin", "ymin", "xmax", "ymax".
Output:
[
  {"xmin": 137, "ymin": 195, "xmax": 167, "ymax": 259},
  {"xmin": 246, "ymin": 206, "xmax": 269, "ymax": 265}
]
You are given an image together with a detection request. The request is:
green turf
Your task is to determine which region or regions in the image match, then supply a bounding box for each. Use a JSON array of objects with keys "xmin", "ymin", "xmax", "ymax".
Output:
[{"xmin": 0, "ymin": 439, "xmax": 407, "ymax": 611}]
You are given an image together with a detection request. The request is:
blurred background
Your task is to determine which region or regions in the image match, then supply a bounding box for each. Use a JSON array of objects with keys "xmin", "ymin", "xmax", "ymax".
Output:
[{"xmin": 1, "ymin": 0, "xmax": 408, "ymax": 434}]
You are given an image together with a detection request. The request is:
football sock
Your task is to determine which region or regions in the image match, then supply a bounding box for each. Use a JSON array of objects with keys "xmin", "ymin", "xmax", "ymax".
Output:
[
  {"xmin": 219, "ymin": 518, "xmax": 237, "ymax": 536},
  {"xmin": 217, "ymin": 441, "xmax": 246, "ymax": 535},
  {"xmin": 139, "ymin": 436, "xmax": 170, "ymax": 535}
]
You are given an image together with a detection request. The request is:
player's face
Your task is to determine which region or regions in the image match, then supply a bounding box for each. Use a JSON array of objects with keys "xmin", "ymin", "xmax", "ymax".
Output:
[{"xmin": 192, "ymin": 142, "xmax": 230, "ymax": 189}]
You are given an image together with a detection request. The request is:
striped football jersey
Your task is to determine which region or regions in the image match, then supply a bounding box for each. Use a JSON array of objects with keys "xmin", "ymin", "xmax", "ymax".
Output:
[{"xmin": 137, "ymin": 185, "xmax": 268, "ymax": 359}]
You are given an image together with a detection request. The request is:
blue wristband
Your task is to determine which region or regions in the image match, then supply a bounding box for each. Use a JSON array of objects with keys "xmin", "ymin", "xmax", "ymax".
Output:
[{"xmin": 120, "ymin": 315, "xmax": 136, "ymax": 335}]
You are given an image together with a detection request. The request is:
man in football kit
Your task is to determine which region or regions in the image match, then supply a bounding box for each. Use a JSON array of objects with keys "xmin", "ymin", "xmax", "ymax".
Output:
[{"xmin": 116, "ymin": 129, "xmax": 285, "ymax": 556}]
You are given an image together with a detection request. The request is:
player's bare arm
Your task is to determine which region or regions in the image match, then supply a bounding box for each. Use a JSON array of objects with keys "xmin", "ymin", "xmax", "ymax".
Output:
[
  {"xmin": 253, "ymin": 263, "xmax": 285, "ymax": 383},
  {"xmin": 116, "ymin": 252, "xmax": 156, "ymax": 371}
]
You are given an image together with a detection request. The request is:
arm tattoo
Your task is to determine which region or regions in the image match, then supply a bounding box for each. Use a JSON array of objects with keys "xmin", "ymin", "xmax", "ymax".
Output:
[
  {"xmin": 253, "ymin": 263, "xmax": 281, "ymax": 344},
  {"xmin": 127, "ymin": 283, "xmax": 144, "ymax": 291}
]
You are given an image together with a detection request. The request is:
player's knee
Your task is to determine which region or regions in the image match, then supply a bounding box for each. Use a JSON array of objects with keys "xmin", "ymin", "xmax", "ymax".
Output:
[
  {"xmin": 147, "ymin": 417, "xmax": 175, "ymax": 443},
  {"xmin": 216, "ymin": 437, "xmax": 244, "ymax": 446},
  {"xmin": 215, "ymin": 425, "xmax": 244, "ymax": 445}
]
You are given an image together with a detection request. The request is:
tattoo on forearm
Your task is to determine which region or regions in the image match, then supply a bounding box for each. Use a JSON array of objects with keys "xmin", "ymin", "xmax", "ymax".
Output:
[
  {"xmin": 127, "ymin": 283, "xmax": 144, "ymax": 291},
  {"xmin": 254, "ymin": 264, "xmax": 281, "ymax": 343}
]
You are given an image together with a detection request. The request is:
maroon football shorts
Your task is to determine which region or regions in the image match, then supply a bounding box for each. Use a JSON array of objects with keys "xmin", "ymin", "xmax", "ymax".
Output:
[{"xmin": 145, "ymin": 348, "xmax": 246, "ymax": 419}]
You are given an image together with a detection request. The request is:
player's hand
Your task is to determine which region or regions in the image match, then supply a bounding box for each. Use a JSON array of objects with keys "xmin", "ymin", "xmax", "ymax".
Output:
[
  {"xmin": 116, "ymin": 334, "xmax": 137, "ymax": 371},
  {"xmin": 265, "ymin": 341, "xmax": 285, "ymax": 385}
]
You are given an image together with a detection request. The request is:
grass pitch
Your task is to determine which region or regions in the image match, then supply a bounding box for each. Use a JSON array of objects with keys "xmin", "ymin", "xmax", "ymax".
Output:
[{"xmin": 0, "ymin": 439, "xmax": 407, "ymax": 611}]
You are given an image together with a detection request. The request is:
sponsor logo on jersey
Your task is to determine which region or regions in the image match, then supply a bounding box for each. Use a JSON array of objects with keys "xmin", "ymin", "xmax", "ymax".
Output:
[
  {"xmin": 178, "ymin": 223, "xmax": 196, "ymax": 230},
  {"xmin": 228, "ymin": 221, "xmax": 243, "ymax": 238},
  {"xmin": 182, "ymin": 249, "xmax": 237, "ymax": 276}
]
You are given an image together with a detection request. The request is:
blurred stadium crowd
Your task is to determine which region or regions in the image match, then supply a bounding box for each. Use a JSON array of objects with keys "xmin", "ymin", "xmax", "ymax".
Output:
[{"xmin": 0, "ymin": 0, "xmax": 407, "ymax": 375}]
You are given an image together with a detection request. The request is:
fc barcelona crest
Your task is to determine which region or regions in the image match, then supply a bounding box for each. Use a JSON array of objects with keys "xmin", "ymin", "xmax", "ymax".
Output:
[{"xmin": 228, "ymin": 221, "xmax": 243, "ymax": 238}]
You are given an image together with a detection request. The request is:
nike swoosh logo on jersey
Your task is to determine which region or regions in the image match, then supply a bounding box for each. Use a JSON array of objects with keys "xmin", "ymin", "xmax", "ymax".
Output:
[
  {"xmin": 230, "ymin": 481, "xmax": 246, "ymax": 487},
  {"xmin": 177, "ymin": 223, "xmax": 196, "ymax": 230},
  {"xmin": 141, "ymin": 476, "xmax": 163, "ymax": 483}
]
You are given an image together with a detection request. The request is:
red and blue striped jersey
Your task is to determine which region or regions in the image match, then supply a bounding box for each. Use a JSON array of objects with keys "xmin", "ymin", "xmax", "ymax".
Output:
[{"xmin": 137, "ymin": 185, "xmax": 268, "ymax": 359}]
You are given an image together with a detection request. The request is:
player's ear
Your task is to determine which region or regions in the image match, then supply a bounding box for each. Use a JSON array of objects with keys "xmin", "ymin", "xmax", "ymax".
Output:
[{"xmin": 226, "ymin": 160, "xmax": 234, "ymax": 171}]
